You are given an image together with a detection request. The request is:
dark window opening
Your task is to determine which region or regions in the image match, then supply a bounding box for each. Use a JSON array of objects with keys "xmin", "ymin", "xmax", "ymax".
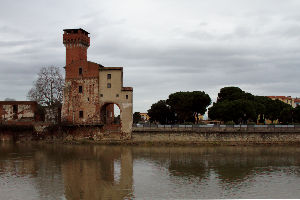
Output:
[
  {"xmin": 79, "ymin": 86, "xmax": 83, "ymax": 93},
  {"xmin": 100, "ymin": 94, "xmax": 103, "ymax": 97},
  {"xmin": 13, "ymin": 105, "xmax": 18, "ymax": 114},
  {"xmin": 107, "ymin": 74, "xmax": 111, "ymax": 79},
  {"xmin": 87, "ymin": 97, "xmax": 90, "ymax": 101},
  {"xmin": 79, "ymin": 111, "xmax": 83, "ymax": 118},
  {"xmin": 79, "ymin": 67, "xmax": 82, "ymax": 75},
  {"xmin": 107, "ymin": 83, "xmax": 111, "ymax": 88},
  {"xmin": 13, "ymin": 105, "xmax": 18, "ymax": 119},
  {"xmin": 116, "ymin": 94, "xmax": 119, "ymax": 97},
  {"xmin": 126, "ymin": 95, "xmax": 128, "ymax": 99}
]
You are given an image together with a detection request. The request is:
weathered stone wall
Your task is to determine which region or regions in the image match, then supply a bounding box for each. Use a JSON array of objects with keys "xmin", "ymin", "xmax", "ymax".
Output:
[
  {"xmin": 62, "ymin": 77, "xmax": 100, "ymax": 123},
  {"xmin": 2, "ymin": 124, "xmax": 300, "ymax": 144},
  {"xmin": 0, "ymin": 102, "xmax": 37, "ymax": 122},
  {"xmin": 132, "ymin": 127, "xmax": 300, "ymax": 144},
  {"xmin": 99, "ymin": 68, "xmax": 133, "ymax": 137}
]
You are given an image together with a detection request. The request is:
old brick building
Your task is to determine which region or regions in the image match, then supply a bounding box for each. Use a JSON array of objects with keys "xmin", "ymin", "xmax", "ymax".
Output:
[
  {"xmin": 61, "ymin": 28, "xmax": 133, "ymax": 136},
  {"xmin": 0, "ymin": 101, "xmax": 38, "ymax": 124}
]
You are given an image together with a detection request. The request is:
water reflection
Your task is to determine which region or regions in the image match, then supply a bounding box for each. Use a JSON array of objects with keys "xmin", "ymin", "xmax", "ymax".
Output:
[{"xmin": 0, "ymin": 144, "xmax": 300, "ymax": 199}]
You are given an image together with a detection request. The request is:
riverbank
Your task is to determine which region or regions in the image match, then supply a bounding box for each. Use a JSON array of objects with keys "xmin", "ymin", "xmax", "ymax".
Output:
[{"xmin": 1, "ymin": 125, "xmax": 300, "ymax": 145}]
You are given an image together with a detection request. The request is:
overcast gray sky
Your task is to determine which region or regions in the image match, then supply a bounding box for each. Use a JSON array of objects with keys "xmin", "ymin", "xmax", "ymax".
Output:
[{"xmin": 0, "ymin": 0, "xmax": 300, "ymax": 113}]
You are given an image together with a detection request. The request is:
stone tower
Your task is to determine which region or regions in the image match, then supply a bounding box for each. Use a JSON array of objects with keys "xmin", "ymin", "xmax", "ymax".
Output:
[
  {"xmin": 63, "ymin": 28, "xmax": 90, "ymax": 66},
  {"xmin": 61, "ymin": 28, "xmax": 133, "ymax": 138}
]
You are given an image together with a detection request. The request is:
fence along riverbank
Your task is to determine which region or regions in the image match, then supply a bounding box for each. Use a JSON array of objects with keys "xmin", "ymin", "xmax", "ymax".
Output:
[{"xmin": 133, "ymin": 124, "xmax": 300, "ymax": 132}]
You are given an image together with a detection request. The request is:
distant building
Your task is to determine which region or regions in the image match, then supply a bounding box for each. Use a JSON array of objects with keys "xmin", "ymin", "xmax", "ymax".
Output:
[
  {"xmin": 195, "ymin": 113, "xmax": 204, "ymax": 121},
  {"xmin": 295, "ymin": 98, "xmax": 300, "ymax": 107},
  {"xmin": 0, "ymin": 101, "xmax": 38, "ymax": 124},
  {"xmin": 267, "ymin": 96, "xmax": 298, "ymax": 108},
  {"xmin": 140, "ymin": 113, "xmax": 150, "ymax": 121}
]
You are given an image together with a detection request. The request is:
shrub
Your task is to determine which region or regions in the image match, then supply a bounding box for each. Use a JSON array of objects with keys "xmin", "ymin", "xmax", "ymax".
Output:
[{"xmin": 225, "ymin": 121, "xmax": 235, "ymax": 125}]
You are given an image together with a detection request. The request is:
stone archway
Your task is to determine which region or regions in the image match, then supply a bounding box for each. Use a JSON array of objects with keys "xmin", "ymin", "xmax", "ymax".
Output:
[{"xmin": 100, "ymin": 103, "xmax": 121, "ymax": 134}]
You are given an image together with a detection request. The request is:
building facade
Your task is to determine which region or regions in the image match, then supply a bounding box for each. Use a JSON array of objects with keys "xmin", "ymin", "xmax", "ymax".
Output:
[
  {"xmin": 295, "ymin": 98, "xmax": 300, "ymax": 107},
  {"xmin": 140, "ymin": 113, "xmax": 150, "ymax": 122},
  {"xmin": 0, "ymin": 101, "xmax": 38, "ymax": 124},
  {"xmin": 267, "ymin": 96, "xmax": 298, "ymax": 108},
  {"xmin": 61, "ymin": 29, "xmax": 133, "ymax": 136}
]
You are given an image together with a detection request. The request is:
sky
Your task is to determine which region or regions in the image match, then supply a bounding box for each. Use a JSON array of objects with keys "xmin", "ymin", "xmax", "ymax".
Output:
[{"xmin": 0, "ymin": 0, "xmax": 300, "ymax": 113}]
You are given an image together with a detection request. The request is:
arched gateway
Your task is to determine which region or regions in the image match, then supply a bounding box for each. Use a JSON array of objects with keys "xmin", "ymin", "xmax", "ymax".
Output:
[
  {"xmin": 61, "ymin": 28, "xmax": 133, "ymax": 139},
  {"xmin": 100, "ymin": 103, "xmax": 121, "ymax": 134}
]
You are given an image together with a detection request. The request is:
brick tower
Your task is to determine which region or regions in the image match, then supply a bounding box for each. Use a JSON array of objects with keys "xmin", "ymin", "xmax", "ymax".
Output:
[
  {"xmin": 62, "ymin": 28, "xmax": 100, "ymax": 123},
  {"xmin": 63, "ymin": 28, "xmax": 90, "ymax": 66},
  {"xmin": 61, "ymin": 28, "xmax": 133, "ymax": 139}
]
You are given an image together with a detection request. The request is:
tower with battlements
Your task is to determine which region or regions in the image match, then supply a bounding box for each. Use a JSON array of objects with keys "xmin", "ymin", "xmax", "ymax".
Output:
[{"xmin": 61, "ymin": 28, "xmax": 133, "ymax": 137}]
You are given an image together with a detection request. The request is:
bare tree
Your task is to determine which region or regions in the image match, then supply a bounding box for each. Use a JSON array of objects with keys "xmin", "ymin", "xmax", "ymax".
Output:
[
  {"xmin": 27, "ymin": 66, "xmax": 64, "ymax": 106},
  {"xmin": 27, "ymin": 66, "xmax": 64, "ymax": 123}
]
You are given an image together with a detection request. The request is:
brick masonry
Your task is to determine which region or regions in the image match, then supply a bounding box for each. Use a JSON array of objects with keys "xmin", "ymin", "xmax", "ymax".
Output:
[
  {"xmin": 0, "ymin": 101, "xmax": 38, "ymax": 124},
  {"xmin": 61, "ymin": 28, "xmax": 133, "ymax": 138}
]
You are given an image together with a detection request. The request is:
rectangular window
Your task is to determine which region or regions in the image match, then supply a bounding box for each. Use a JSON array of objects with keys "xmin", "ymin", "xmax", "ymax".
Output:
[
  {"xmin": 116, "ymin": 94, "xmax": 119, "ymax": 97},
  {"xmin": 13, "ymin": 105, "xmax": 18, "ymax": 119},
  {"xmin": 79, "ymin": 86, "xmax": 83, "ymax": 93},
  {"xmin": 100, "ymin": 94, "xmax": 103, "ymax": 97},
  {"xmin": 107, "ymin": 74, "xmax": 111, "ymax": 79},
  {"xmin": 126, "ymin": 95, "xmax": 128, "ymax": 99},
  {"xmin": 79, "ymin": 111, "xmax": 83, "ymax": 118},
  {"xmin": 79, "ymin": 67, "xmax": 82, "ymax": 75},
  {"xmin": 13, "ymin": 105, "xmax": 18, "ymax": 114},
  {"xmin": 107, "ymin": 83, "xmax": 111, "ymax": 88}
]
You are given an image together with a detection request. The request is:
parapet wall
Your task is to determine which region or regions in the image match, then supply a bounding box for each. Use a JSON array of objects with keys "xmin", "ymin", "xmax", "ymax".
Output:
[
  {"xmin": 1, "ymin": 125, "xmax": 300, "ymax": 145},
  {"xmin": 132, "ymin": 127, "xmax": 300, "ymax": 145}
]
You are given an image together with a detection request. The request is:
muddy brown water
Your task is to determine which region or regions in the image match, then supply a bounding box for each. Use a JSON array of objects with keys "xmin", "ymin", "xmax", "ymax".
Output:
[{"xmin": 0, "ymin": 143, "xmax": 300, "ymax": 199}]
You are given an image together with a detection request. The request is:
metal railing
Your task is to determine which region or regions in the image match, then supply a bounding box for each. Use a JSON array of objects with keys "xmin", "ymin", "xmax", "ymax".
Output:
[{"xmin": 133, "ymin": 124, "xmax": 300, "ymax": 129}]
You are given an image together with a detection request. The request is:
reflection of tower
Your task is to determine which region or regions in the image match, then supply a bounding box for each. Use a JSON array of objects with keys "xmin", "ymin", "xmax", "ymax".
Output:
[{"xmin": 61, "ymin": 146, "xmax": 133, "ymax": 200}]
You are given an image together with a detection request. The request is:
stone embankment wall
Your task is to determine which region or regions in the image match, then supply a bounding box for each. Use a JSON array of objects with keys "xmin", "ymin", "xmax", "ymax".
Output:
[
  {"xmin": 2, "ymin": 125, "xmax": 300, "ymax": 145},
  {"xmin": 0, "ymin": 124, "xmax": 130, "ymax": 143},
  {"xmin": 131, "ymin": 127, "xmax": 300, "ymax": 145}
]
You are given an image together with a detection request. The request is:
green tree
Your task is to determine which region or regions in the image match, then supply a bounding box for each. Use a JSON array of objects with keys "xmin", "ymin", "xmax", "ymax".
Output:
[
  {"xmin": 209, "ymin": 86, "xmax": 294, "ymax": 124},
  {"xmin": 133, "ymin": 112, "xmax": 142, "ymax": 124},
  {"xmin": 266, "ymin": 99, "xmax": 291, "ymax": 123},
  {"xmin": 279, "ymin": 107, "xmax": 293, "ymax": 124},
  {"xmin": 293, "ymin": 106, "xmax": 300, "ymax": 123},
  {"xmin": 208, "ymin": 99, "xmax": 256, "ymax": 124},
  {"xmin": 167, "ymin": 91, "xmax": 211, "ymax": 123},
  {"xmin": 217, "ymin": 87, "xmax": 253, "ymax": 103},
  {"xmin": 253, "ymin": 96, "xmax": 273, "ymax": 123},
  {"xmin": 148, "ymin": 100, "xmax": 175, "ymax": 124}
]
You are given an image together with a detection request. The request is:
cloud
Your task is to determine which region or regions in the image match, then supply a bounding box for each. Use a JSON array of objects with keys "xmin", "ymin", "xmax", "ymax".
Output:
[{"xmin": 0, "ymin": 0, "xmax": 300, "ymax": 110}]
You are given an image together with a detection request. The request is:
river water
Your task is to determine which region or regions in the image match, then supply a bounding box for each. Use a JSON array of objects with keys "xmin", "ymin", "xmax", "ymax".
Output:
[{"xmin": 0, "ymin": 143, "xmax": 300, "ymax": 199}]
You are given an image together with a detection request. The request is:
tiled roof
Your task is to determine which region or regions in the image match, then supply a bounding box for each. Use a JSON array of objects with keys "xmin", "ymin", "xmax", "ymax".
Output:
[{"xmin": 267, "ymin": 96, "xmax": 293, "ymax": 100}]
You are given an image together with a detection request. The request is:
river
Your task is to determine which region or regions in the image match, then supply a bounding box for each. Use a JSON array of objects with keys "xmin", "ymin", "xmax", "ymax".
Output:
[{"xmin": 0, "ymin": 143, "xmax": 300, "ymax": 199}]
